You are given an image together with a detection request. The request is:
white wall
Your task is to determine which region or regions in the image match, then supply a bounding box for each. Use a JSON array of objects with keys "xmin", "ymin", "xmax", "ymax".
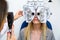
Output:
[{"xmin": 6, "ymin": 0, "xmax": 60, "ymax": 40}]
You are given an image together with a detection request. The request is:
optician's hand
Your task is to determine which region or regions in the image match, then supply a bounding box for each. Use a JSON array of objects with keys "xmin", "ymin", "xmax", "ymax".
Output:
[
  {"xmin": 14, "ymin": 10, "xmax": 23, "ymax": 20},
  {"xmin": 7, "ymin": 25, "xmax": 16, "ymax": 40}
]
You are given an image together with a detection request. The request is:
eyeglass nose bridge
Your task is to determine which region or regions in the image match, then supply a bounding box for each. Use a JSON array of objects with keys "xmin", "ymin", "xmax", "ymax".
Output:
[{"xmin": 34, "ymin": 13, "xmax": 38, "ymax": 18}]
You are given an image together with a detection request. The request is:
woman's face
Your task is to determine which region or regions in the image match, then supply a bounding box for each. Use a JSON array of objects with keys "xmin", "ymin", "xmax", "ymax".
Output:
[{"xmin": 32, "ymin": 16, "xmax": 41, "ymax": 24}]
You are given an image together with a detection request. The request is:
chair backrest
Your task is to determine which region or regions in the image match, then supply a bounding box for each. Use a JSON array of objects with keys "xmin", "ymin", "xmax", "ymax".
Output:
[{"xmin": 21, "ymin": 21, "xmax": 52, "ymax": 30}]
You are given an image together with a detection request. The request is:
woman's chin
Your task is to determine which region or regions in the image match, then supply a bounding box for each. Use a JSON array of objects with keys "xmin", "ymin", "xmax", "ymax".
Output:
[{"xmin": 33, "ymin": 21, "xmax": 40, "ymax": 24}]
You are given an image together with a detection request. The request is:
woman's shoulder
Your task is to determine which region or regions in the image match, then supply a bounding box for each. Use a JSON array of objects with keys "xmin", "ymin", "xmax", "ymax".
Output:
[
  {"xmin": 46, "ymin": 28, "xmax": 55, "ymax": 40},
  {"xmin": 20, "ymin": 27, "xmax": 28, "ymax": 35},
  {"xmin": 18, "ymin": 27, "xmax": 26, "ymax": 40},
  {"xmin": 20, "ymin": 26, "xmax": 28, "ymax": 33},
  {"xmin": 20, "ymin": 27, "xmax": 54, "ymax": 34},
  {"xmin": 46, "ymin": 28, "xmax": 54, "ymax": 35}
]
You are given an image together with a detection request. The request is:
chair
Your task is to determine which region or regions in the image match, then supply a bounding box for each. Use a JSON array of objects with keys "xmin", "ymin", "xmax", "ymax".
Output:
[{"xmin": 20, "ymin": 20, "xmax": 52, "ymax": 30}]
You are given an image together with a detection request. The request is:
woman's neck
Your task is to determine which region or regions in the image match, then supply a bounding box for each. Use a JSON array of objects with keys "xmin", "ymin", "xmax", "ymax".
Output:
[{"xmin": 33, "ymin": 23, "xmax": 41, "ymax": 31}]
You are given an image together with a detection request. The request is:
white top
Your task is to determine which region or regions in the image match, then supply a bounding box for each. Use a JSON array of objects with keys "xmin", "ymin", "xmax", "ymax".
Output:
[{"xmin": 0, "ymin": 22, "xmax": 8, "ymax": 40}]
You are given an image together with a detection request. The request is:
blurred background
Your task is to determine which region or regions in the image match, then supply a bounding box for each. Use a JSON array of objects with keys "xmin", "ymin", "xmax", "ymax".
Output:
[{"xmin": 6, "ymin": 0, "xmax": 60, "ymax": 40}]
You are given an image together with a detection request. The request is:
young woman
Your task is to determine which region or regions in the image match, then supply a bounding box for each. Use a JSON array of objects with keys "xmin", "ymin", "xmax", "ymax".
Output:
[{"xmin": 18, "ymin": 16, "xmax": 55, "ymax": 40}]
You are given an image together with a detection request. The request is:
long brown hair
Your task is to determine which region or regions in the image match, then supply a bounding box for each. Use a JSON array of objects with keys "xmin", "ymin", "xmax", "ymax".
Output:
[
  {"xmin": 24, "ymin": 22, "xmax": 47, "ymax": 40},
  {"xmin": 0, "ymin": 0, "xmax": 8, "ymax": 31}
]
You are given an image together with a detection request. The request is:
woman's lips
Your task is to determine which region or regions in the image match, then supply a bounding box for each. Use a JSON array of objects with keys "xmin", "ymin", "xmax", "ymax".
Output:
[{"xmin": 33, "ymin": 17, "xmax": 38, "ymax": 21}]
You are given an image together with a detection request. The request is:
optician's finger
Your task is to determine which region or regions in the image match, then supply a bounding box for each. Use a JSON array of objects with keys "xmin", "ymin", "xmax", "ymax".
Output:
[
  {"xmin": 7, "ymin": 32, "xmax": 11, "ymax": 40},
  {"xmin": 18, "ymin": 11, "xmax": 23, "ymax": 15},
  {"xmin": 11, "ymin": 24, "xmax": 14, "ymax": 35}
]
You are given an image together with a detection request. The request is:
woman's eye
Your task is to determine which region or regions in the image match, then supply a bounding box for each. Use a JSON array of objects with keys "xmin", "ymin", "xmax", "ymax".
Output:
[
  {"xmin": 37, "ymin": 13, "xmax": 40, "ymax": 15},
  {"xmin": 31, "ymin": 12, "xmax": 34, "ymax": 15}
]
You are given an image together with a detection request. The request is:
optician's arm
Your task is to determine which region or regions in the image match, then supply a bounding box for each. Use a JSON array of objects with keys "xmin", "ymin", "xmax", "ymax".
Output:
[{"xmin": 14, "ymin": 11, "xmax": 23, "ymax": 20}]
